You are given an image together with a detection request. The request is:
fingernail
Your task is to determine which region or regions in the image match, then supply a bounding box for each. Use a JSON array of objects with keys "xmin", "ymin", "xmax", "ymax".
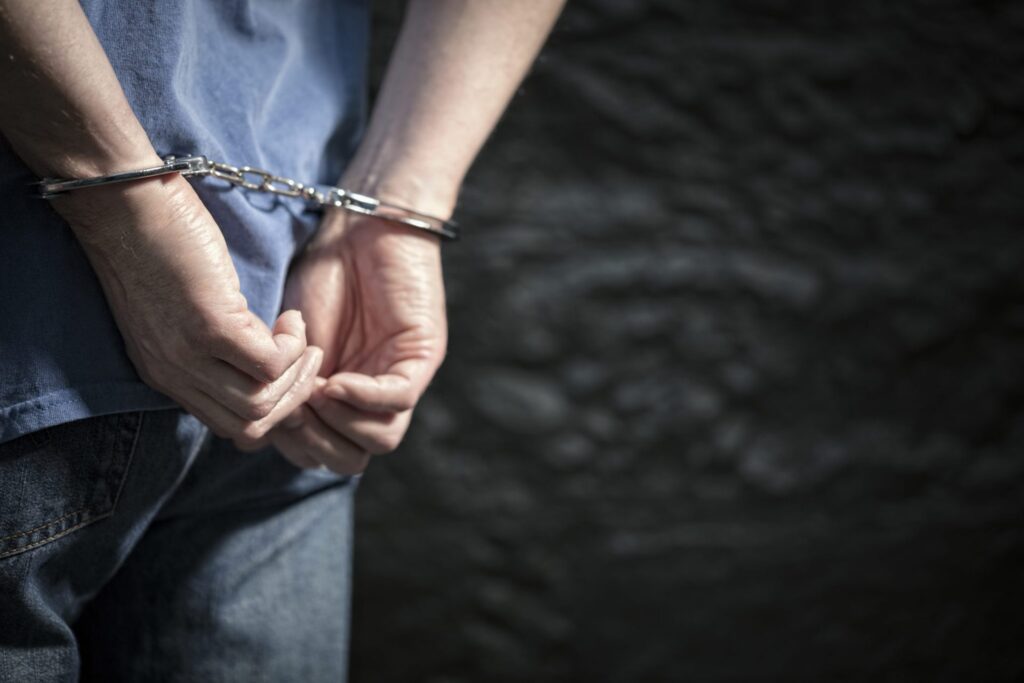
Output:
[
  {"xmin": 302, "ymin": 346, "xmax": 322, "ymax": 370},
  {"xmin": 312, "ymin": 350, "xmax": 325, "ymax": 374}
]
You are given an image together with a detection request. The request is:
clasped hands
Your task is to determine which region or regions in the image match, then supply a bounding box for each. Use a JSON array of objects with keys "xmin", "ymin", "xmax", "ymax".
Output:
[{"xmin": 63, "ymin": 173, "xmax": 447, "ymax": 474}]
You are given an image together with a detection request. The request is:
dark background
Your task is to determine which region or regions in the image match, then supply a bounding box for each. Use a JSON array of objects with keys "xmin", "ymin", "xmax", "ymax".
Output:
[{"xmin": 351, "ymin": 1, "xmax": 1024, "ymax": 681}]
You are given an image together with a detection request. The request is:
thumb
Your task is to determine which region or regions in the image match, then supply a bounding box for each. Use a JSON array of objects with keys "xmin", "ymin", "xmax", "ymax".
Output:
[
  {"xmin": 323, "ymin": 358, "xmax": 436, "ymax": 414},
  {"xmin": 215, "ymin": 309, "xmax": 307, "ymax": 383}
]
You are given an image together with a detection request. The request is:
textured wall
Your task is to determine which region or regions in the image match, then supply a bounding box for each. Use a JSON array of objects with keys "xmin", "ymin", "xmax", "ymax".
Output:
[{"xmin": 351, "ymin": 2, "xmax": 1024, "ymax": 681}]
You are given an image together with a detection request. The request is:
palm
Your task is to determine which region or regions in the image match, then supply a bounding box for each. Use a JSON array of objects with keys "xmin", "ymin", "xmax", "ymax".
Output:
[{"xmin": 282, "ymin": 215, "xmax": 447, "ymax": 394}]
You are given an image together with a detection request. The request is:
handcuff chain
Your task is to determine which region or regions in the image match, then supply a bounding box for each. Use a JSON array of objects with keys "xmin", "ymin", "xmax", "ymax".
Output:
[
  {"xmin": 36, "ymin": 154, "xmax": 460, "ymax": 241},
  {"xmin": 203, "ymin": 160, "xmax": 323, "ymax": 203},
  {"xmin": 185, "ymin": 156, "xmax": 458, "ymax": 240}
]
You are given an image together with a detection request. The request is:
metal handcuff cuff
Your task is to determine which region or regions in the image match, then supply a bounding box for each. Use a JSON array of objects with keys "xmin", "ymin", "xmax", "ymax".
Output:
[{"xmin": 36, "ymin": 154, "xmax": 460, "ymax": 241}]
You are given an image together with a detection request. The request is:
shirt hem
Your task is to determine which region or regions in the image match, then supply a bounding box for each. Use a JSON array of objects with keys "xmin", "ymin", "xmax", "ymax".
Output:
[{"xmin": 0, "ymin": 383, "xmax": 179, "ymax": 444}]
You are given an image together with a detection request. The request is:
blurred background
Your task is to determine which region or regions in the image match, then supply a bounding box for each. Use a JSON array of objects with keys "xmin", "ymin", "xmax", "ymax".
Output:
[{"xmin": 351, "ymin": 1, "xmax": 1024, "ymax": 680}]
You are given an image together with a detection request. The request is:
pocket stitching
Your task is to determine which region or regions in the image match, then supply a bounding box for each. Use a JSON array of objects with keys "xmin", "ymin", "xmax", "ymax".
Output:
[
  {"xmin": 0, "ymin": 411, "xmax": 145, "ymax": 561},
  {"xmin": 106, "ymin": 410, "xmax": 144, "ymax": 518},
  {"xmin": 0, "ymin": 511, "xmax": 109, "ymax": 560},
  {"xmin": 0, "ymin": 507, "xmax": 91, "ymax": 544}
]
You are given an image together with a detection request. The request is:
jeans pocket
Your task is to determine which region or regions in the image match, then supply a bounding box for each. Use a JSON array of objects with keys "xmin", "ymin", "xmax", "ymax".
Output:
[{"xmin": 0, "ymin": 411, "xmax": 144, "ymax": 560}]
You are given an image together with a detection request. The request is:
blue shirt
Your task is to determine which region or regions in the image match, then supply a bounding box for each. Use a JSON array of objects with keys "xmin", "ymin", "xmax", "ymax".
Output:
[{"xmin": 0, "ymin": 0, "xmax": 369, "ymax": 443}]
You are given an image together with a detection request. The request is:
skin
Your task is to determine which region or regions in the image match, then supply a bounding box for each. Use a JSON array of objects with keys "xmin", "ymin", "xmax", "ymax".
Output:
[{"xmin": 0, "ymin": 0, "xmax": 565, "ymax": 472}]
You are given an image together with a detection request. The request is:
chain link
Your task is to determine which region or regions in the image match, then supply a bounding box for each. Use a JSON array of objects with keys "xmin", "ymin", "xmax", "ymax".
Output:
[
  {"xmin": 204, "ymin": 160, "xmax": 327, "ymax": 205},
  {"xmin": 192, "ymin": 156, "xmax": 458, "ymax": 240},
  {"xmin": 37, "ymin": 154, "xmax": 459, "ymax": 240}
]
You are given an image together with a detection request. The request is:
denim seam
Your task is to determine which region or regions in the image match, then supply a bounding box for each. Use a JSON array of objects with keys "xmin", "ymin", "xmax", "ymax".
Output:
[
  {"xmin": 109, "ymin": 410, "xmax": 145, "ymax": 518},
  {"xmin": 0, "ymin": 507, "xmax": 91, "ymax": 544},
  {"xmin": 0, "ymin": 411, "xmax": 145, "ymax": 561},
  {"xmin": 0, "ymin": 512, "xmax": 111, "ymax": 560}
]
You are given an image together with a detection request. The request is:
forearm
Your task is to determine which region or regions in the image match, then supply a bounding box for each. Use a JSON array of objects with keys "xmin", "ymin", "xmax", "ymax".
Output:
[
  {"xmin": 0, "ymin": 0, "xmax": 159, "ymax": 179},
  {"xmin": 341, "ymin": 0, "xmax": 565, "ymax": 219}
]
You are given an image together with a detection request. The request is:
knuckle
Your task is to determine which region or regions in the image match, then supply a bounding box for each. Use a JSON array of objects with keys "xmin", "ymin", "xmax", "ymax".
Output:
[
  {"xmin": 240, "ymin": 421, "xmax": 271, "ymax": 442},
  {"xmin": 202, "ymin": 315, "xmax": 252, "ymax": 355},
  {"xmin": 368, "ymin": 430, "xmax": 404, "ymax": 455},
  {"xmin": 206, "ymin": 423, "xmax": 231, "ymax": 440},
  {"xmin": 246, "ymin": 355, "xmax": 286, "ymax": 383},
  {"xmin": 392, "ymin": 393, "xmax": 417, "ymax": 412},
  {"xmin": 243, "ymin": 395, "xmax": 276, "ymax": 421},
  {"xmin": 262, "ymin": 356, "xmax": 290, "ymax": 381}
]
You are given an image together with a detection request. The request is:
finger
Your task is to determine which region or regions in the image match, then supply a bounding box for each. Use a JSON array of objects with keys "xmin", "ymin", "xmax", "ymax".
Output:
[
  {"xmin": 308, "ymin": 391, "xmax": 412, "ymax": 455},
  {"xmin": 229, "ymin": 395, "xmax": 311, "ymax": 452},
  {"xmin": 237, "ymin": 396, "xmax": 308, "ymax": 452},
  {"xmin": 268, "ymin": 407, "xmax": 322, "ymax": 469},
  {"xmin": 174, "ymin": 388, "xmax": 247, "ymax": 442},
  {"xmin": 282, "ymin": 405, "xmax": 307, "ymax": 429},
  {"xmin": 195, "ymin": 343, "xmax": 320, "ymax": 422},
  {"xmin": 278, "ymin": 446, "xmax": 321, "ymax": 470},
  {"xmin": 182, "ymin": 346, "xmax": 321, "ymax": 447},
  {"xmin": 322, "ymin": 357, "xmax": 436, "ymax": 413},
  {"xmin": 214, "ymin": 309, "xmax": 308, "ymax": 383},
  {"xmin": 253, "ymin": 345, "xmax": 324, "ymax": 431},
  {"xmin": 270, "ymin": 408, "xmax": 370, "ymax": 476},
  {"xmin": 233, "ymin": 435, "xmax": 270, "ymax": 453}
]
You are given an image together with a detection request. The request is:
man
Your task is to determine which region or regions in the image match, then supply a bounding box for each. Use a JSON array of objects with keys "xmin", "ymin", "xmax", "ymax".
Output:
[{"xmin": 0, "ymin": 0, "xmax": 564, "ymax": 680}]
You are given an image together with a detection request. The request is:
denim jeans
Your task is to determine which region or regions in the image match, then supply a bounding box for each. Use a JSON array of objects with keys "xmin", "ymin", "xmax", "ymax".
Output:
[{"xmin": 0, "ymin": 408, "xmax": 358, "ymax": 682}]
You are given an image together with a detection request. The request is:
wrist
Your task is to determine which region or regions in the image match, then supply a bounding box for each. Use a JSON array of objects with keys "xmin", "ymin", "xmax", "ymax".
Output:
[
  {"xmin": 339, "ymin": 179, "xmax": 459, "ymax": 223},
  {"xmin": 55, "ymin": 171, "xmax": 198, "ymax": 251},
  {"xmin": 52, "ymin": 144, "xmax": 163, "ymax": 182},
  {"xmin": 4, "ymin": 109, "xmax": 161, "ymax": 181},
  {"xmin": 312, "ymin": 209, "xmax": 444, "ymax": 255},
  {"xmin": 339, "ymin": 160, "xmax": 460, "ymax": 222},
  {"xmin": 332, "ymin": 166, "xmax": 460, "ymax": 245}
]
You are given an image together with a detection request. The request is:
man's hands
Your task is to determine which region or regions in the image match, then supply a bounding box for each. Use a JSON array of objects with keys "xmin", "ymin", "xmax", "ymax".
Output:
[
  {"xmin": 1, "ymin": 0, "xmax": 560, "ymax": 468},
  {"xmin": 263, "ymin": 212, "xmax": 448, "ymax": 474},
  {"xmin": 246, "ymin": 0, "xmax": 564, "ymax": 473},
  {"xmin": 59, "ymin": 173, "xmax": 323, "ymax": 447}
]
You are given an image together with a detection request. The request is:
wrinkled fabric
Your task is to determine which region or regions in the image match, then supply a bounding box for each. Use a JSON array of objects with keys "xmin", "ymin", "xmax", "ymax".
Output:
[{"xmin": 0, "ymin": 0, "xmax": 370, "ymax": 443}]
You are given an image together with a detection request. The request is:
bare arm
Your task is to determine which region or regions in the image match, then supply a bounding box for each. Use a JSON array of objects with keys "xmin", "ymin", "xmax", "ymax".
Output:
[
  {"xmin": 342, "ymin": 0, "xmax": 566, "ymax": 218},
  {"xmin": 0, "ymin": 1, "xmax": 159, "ymax": 177}
]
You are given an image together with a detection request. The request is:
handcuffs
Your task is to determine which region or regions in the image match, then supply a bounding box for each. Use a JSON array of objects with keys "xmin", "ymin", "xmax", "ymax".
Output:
[{"xmin": 36, "ymin": 154, "xmax": 460, "ymax": 242}]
